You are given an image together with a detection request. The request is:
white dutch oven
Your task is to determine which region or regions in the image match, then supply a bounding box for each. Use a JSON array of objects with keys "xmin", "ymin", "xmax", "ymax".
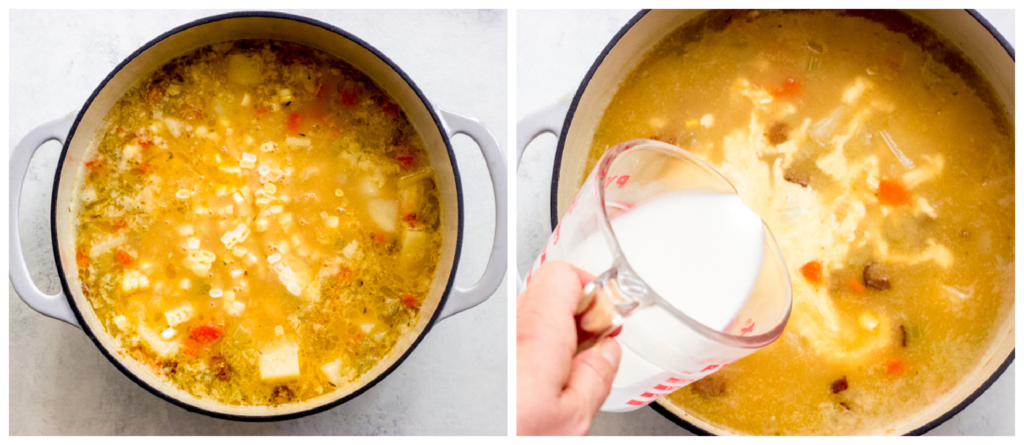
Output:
[
  {"xmin": 10, "ymin": 11, "xmax": 507, "ymax": 421},
  {"xmin": 518, "ymin": 9, "xmax": 1014, "ymax": 435}
]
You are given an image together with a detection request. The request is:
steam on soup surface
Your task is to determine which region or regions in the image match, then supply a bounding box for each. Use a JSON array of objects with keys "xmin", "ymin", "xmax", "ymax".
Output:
[
  {"xmin": 73, "ymin": 40, "xmax": 443, "ymax": 406},
  {"xmin": 588, "ymin": 10, "xmax": 1013, "ymax": 435}
]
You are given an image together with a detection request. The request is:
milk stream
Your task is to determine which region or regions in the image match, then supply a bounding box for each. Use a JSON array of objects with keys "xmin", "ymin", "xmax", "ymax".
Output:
[{"xmin": 562, "ymin": 191, "xmax": 766, "ymax": 411}]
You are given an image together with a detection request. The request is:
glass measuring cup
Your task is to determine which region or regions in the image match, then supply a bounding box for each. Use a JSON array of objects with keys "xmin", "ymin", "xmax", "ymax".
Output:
[{"xmin": 525, "ymin": 139, "xmax": 792, "ymax": 411}]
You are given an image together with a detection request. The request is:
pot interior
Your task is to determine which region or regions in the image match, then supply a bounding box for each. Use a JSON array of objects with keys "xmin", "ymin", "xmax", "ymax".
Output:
[
  {"xmin": 54, "ymin": 13, "xmax": 461, "ymax": 418},
  {"xmin": 555, "ymin": 9, "xmax": 1015, "ymax": 435}
]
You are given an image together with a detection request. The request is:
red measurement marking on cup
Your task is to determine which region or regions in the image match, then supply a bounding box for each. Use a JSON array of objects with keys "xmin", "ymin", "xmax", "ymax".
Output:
[
  {"xmin": 666, "ymin": 377, "xmax": 694, "ymax": 385},
  {"xmin": 567, "ymin": 196, "xmax": 579, "ymax": 215},
  {"xmin": 552, "ymin": 224, "xmax": 561, "ymax": 245},
  {"xmin": 626, "ymin": 400, "xmax": 647, "ymax": 406},
  {"xmin": 653, "ymin": 384, "xmax": 682, "ymax": 391},
  {"xmin": 604, "ymin": 175, "xmax": 631, "ymax": 189},
  {"xmin": 740, "ymin": 319, "xmax": 755, "ymax": 335},
  {"xmin": 641, "ymin": 392, "xmax": 669, "ymax": 398}
]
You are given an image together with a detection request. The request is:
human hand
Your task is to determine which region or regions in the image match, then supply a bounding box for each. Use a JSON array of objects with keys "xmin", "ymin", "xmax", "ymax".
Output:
[{"xmin": 517, "ymin": 261, "xmax": 622, "ymax": 436}]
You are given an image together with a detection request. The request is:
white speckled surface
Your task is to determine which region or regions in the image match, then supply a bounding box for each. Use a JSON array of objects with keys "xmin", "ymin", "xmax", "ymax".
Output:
[
  {"xmin": 517, "ymin": 9, "xmax": 1014, "ymax": 436},
  {"xmin": 10, "ymin": 9, "xmax": 507, "ymax": 435}
]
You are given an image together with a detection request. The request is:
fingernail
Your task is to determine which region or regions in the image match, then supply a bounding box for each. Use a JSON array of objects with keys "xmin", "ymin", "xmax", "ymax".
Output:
[{"xmin": 599, "ymin": 340, "xmax": 620, "ymax": 367}]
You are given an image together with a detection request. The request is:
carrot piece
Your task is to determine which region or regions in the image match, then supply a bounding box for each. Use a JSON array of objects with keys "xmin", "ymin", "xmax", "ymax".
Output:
[
  {"xmin": 286, "ymin": 112, "xmax": 303, "ymax": 135},
  {"xmin": 401, "ymin": 293, "xmax": 418, "ymax": 309},
  {"xmin": 85, "ymin": 158, "xmax": 104, "ymax": 170},
  {"xmin": 373, "ymin": 232, "xmax": 385, "ymax": 243},
  {"xmin": 255, "ymin": 106, "xmax": 270, "ymax": 117},
  {"xmin": 771, "ymin": 77, "xmax": 801, "ymax": 97},
  {"xmin": 183, "ymin": 339, "xmax": 199, "ymax": 358},
  {"xmin": 800, "ymin": 261, "xmax": 823, "ymax": 283},
  {"xmin": 337, "ymin": 266, "xmax": 352, "ymax": 283},
  {"xmin": 341, "ymin": 89, "xmax": 357, "ymax": 106},
  {"xmin": 113, "ymin": 219, "xmax": 127, "ymax": 231},
  {"xmin": 190, "ymin": 324, "xmax": 225, "ymax": 345},
  {"xmin": 886, "ymin": 357, "xmax": 906, "ymax": 375},
  {"xmin": 115, "ymin": 250, "xmax": 133, "ymax": 266},
  {"xmin": 402, "ymin": 213, "xmax": 417, "ymax": 226},
  {"xmin": 397, "ymin": 155, "xmax": 415, "ymax": 170},
  {"xmin": 848, "ymin": 279, "xmax": 866, "ymax": 294},
  {"xmin": 76, "ymin": 250, "xmax": 90, "ymax": 268},
  {"xmin": 878, "ymin": 179, "xmax": 910, "ymax": 205}
]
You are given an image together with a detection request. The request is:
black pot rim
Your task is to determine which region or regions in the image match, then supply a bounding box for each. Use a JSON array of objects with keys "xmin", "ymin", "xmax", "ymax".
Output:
[
  {"xmin": 49, "ymin": 10, "xmax": 465, "ymax": 422},
  {"xmin": 549, "ymin": 8, "xmax": 1016, "ymax": 436}
]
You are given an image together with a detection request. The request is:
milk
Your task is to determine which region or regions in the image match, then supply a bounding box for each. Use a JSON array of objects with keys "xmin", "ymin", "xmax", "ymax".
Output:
[
  {"xmin": 562, "ymin": 191, "xmax": 767, "ymax": 411},
  {"xmin": 567, "ymin": 191, "xmax": 765, "ymax": 330}
]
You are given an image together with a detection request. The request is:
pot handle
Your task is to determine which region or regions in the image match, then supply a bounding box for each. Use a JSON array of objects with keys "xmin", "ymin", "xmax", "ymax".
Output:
[
  {"xmin": 514, "ymin": 101, "xmax": 570, "ymax": 290},
  {"xmin": 437, "ymin": 109, "xmax": 508, "ymax": 321},
  {"xmin": 516, "ymin": 101, "xmax": 569, "ymax": 167},
  {"xmin": 9, "ymin": 114, "xmax": 81, "ymax": 328}
]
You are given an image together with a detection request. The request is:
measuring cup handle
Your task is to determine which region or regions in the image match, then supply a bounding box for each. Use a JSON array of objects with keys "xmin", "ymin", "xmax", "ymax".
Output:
[{"xmin": 575, "ymin": 270, "xmax": 637, "ymax": 353}]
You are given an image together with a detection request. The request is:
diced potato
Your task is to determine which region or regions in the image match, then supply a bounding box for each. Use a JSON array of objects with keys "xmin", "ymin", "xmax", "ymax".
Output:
[
  {"xmin": 342, "ymin": 240, "xmax": 359, "ymax": 259},
  {"xmin": 227, "ymin": 301, "xmax": 246, "ymax": 316},
  {"xmin": 321, "ymin": 359, "xmax": 346, "ymax": 387},
  {"xmin": 113, "ymin": 315, "xmax": 128, "ymax": 331},
  {"xmin": 286, "ymin": 136, "xmax": 311, "ymax": 147},
  {"xmin": 163, "ymin": 117, "xmax": 183, "ymax": 138},
  {"xmin": 165, "ymin": 304, "xmax": 194, "ymax": 327},
  {"xmin": 226, "ymin": 54, "xmax": 262, "ymax": 86},
  {"xmin": 259, "ymin": 342, "xmax": 300, "ymax": 381},
  {"xmin": 161, "ymin": 327, "xmax": 177, "ymax": 340},
  {"xmin": 368, "ymin": 199, "xmax": 398, "ymax": 232},
  {"xmin": 859, "ymin": 312, "xmax": 880, "ymax": 331},
  {"xmin": 178, "ymin": 224, "xmax": 194, "ymax": 236},
  {"xmin": 358, "ymin": 177, "xmax": 380, "ymax": 197},
  {"xmin": 401, "ymin": 230, "xmax": 428, "ymax": 267},
  {"xmin": 139, "ymin": 326, "xmax": 180, "ymax": 359}
]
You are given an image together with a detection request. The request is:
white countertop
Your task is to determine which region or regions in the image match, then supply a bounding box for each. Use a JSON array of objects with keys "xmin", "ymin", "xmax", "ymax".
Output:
[
  {"xmin": 9, "ymin": 9, "xmax": 507, "ymax": 435},
  {"xmin": 517, "ymin": 9, "xmax": 1015, "ymax": 436}
]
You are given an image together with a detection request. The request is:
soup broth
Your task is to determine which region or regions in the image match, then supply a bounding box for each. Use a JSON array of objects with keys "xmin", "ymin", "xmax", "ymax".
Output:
[
  {"xmin": 587, "ymin": 10, "xmax": 1013, "ymax": 435},
  {"xmin": 73, "ymin": 40, "xmax": 443, "ymax": 407}
]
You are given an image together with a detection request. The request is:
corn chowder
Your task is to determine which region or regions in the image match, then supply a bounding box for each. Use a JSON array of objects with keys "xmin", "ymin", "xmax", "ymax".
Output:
[
  {"xmin": 73, "ymin": 40, "xmax": 443, "ymax": 406},
  {"xmin": 587, "ymin": 11, "xmax": 1013, "ymax": 435}
]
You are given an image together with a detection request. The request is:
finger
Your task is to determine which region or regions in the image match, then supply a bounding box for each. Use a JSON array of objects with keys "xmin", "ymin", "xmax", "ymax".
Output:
[
  {"xmin": 517, "ymin": 261, "xmax": 594, "ymax": 390},
  {"xmin": 519, "ymin": 261, "xmax": 593, "ymax": 318},
  {"xmin": 563, "ymin": 338, "xmax": 622, "ymax": 417}
]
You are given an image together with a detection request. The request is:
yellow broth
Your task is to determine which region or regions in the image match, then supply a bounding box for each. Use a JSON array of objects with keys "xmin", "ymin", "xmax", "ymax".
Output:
[
  {"xmin": 73, "ymin": 40, "xmax": 443, "ymax": 406},
  {"xmin": 587, "ymin": 11, "xmax": 1013, "ymax": 435}
]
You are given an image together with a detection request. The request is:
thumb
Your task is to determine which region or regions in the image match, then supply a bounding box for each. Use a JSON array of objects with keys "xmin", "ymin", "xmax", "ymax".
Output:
[{"xmin": 563, "ymin": 338, "xmax": 622, "ymax": 417}]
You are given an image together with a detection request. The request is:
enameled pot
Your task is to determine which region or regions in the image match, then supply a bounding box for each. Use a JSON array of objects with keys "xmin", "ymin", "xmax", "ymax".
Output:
[
  {"xmin": 517, "ymin": 9, "xmax": 1014, "ymax": 436},
  {"xmin": 10, "ymin": 11, "xmax": 507, "ymax": 421}
]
